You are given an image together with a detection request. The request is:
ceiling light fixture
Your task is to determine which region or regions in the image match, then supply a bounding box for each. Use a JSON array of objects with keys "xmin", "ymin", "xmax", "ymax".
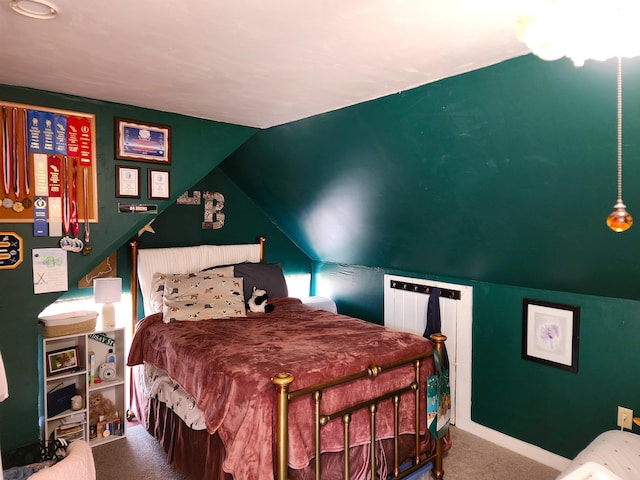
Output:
[
  {"xmin": 9, "ymin": 0, "xmax": 58, "ymax": 20},
  {"xmin": 516, "ymin": 1, "xmax": 640, "ymax": 67},
  {"xmin": 516, "ymin": 1, "xmax": 635, "ymax": 232}
]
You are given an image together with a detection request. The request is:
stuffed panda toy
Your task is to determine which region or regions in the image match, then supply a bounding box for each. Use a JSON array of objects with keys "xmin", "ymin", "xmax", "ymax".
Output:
[{"xmin": 247, "ymin": 286, "xmax": 274, "ymax": 313}]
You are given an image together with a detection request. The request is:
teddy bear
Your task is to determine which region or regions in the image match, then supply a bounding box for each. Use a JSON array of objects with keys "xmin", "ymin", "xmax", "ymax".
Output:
[
  {"xmin": 247, "ymin": 286, "xmax": 274, "ymax": 313},
  {"xmin": 89, "ymin": 392, "xmax": 118, "ymax": 425}
]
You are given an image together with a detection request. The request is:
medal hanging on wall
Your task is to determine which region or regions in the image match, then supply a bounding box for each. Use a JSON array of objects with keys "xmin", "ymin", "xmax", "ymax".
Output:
[
  {"xmin": 1, "ymin": 106, "xmax": 13, "ymax": 210},
  {"xmin": 60, "ymin": 156, "xmax": 83, "ymax": 253},
  {"xmin": 11, "ymin": 107, "xmax": 24, "ymax": 213},
  {"xmin": 21, "ymin": 108, "xmax": 32, "ymax": 210},
  {"xmin": 81, "ymin": 166, "xmax": 91, "ymax": 255}
]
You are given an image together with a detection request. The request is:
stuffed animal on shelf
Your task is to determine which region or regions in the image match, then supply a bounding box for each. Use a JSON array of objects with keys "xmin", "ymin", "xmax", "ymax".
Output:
[
  {"xmin": 88, "ymin": 392, "xmax": 118, "ymax": 425},
  {"xmin": 247, "ymin": 287, "xmax": 274, "ymax": 313}
]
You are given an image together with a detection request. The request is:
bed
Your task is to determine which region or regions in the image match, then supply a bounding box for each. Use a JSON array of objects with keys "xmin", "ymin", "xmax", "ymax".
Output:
[
  {"xmin": 126, "ymin": 237, "xmax": 448, "ymax": 480},
  {"xmin": 555, "ymin": 430, "xmax": 640, "ymax": 480}
]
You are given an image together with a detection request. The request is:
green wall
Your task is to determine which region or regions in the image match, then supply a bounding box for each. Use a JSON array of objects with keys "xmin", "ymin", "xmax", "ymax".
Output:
[
  {"xmin": 4, "ymin": 51, "xmax": 640, "ymax": 463},
  {"xmin": 221, "ymin": 54, "xmax": 640, "ymax": 460},
  {"xmin": 313, "ymin": 262, "xmax": 640, "ymax": 458},
  {"xmin": 222, "ymin": 54, "xmax": 640, "ymax": 301},
  {"xmin": 473, "ymin": 282, "xmax": 640, "ymax": 458},
  {"xmin": 135, "ymin": 167, "xmax": 310, "ymax": 275},
  {"xmin": 0, "ymin": 85, "xmax": 256, "ymax": 451}
]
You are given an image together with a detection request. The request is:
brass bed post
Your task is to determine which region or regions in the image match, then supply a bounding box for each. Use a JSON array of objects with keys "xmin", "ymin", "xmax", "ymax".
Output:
[
  {"xmin": 257, "ymin": 235, "xmax": 266, "ymax": 262},
  {"xmin": 130, "ymin": 239, "xmax": 139, "ymax": 333},
  {"xmin": 430, "ymin": 333, "xmax": 447, "ymax": 480},
  {"xmin": 272, "ymin": 372, "xmax": 294, "ymax": 480}
]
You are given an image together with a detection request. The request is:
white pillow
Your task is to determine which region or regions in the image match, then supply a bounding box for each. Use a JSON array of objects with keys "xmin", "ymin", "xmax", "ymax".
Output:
[
  {"xmin": 149, "ymin": 266, "xmax": 234, "ymax": 314},
  {"xmin": 162, "ymin": 275, "xmax": 245, "ymax": 323}
]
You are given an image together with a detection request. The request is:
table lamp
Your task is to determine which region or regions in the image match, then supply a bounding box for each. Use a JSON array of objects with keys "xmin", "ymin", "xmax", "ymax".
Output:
[{"xmin": 93, "ymin": 277, "xmax": 122, "ymax": 328}]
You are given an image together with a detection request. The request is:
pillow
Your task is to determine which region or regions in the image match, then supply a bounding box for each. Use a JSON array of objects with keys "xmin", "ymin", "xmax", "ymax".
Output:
[
  {"xmin": 233, "ymin": 262, "xmax": 288, "ymax": 301},
  {"xmin": 149, "ymin": 266, "xmax": 234, "ymax": 314},
  {"xmin": 162, "ymin": 275, "xmax": 245, "ymax": 323}
]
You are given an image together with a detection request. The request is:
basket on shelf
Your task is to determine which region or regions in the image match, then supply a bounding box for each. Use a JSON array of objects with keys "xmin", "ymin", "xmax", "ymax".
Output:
[{"xmin": 38, "ymin": 310, "xmax": 98, "ymax": 338}]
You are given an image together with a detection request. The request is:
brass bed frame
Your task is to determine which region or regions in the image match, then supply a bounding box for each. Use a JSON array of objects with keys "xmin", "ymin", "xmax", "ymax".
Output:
[{"xmin": 129, "ymin": 237, "xmax": 446, "ymax": 480}]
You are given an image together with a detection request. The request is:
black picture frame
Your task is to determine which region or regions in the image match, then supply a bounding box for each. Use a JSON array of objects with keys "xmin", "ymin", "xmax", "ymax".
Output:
[{"xmin": 522, "ymin": 298, "xmax": 580, "ymax": 373}]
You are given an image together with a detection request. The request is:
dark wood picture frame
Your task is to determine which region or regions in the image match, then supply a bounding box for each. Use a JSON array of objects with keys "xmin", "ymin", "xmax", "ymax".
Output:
[
  {"xmin": 522, "ymin": 298, "xmax": 580, "ymax": 373},
  {"xmin": 47, "ymin": 346, "xmax": 80, "ymax": 376},
  {"xmin": 116, "ymin": 165, "xmax": 141, "ymax": 198},
  {"xmin": 147, "ymin": 168, "xmax": 171, "ymax": 200},
  {"xmin": 114, "ymin": 117, "xmax": 171, "ymax": 164}
]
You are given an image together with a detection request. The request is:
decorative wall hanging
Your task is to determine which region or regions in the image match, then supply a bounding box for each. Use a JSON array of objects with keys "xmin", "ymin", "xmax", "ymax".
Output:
[
  {"xmin": 522, "ymin": 298, "xmax": 580, "ymax": 373},
  {"xmin": 77, "ymin": 252, "xmax": 116, "ymax": 288},
  {"xmin": 0, "ymin": 102, "xmax": 98, "ymax": 226},
  {"xmin": 137, "ymin": 219, "xmax": 155, "ymax": 237},
  {"xmin": 177, "ymin": 190, "xmax": 201, "ymax": 205},
  {"xmin": 202, "ymin": 191, "xmax": 225, "ymax": 229},
  {"xmin": 114, "ymin": 117, "xmax": 171, "ymax": 164},
  {"xmin": 0, "ymin": 231, "xmax": 23, "ymax": 269},
  {"xmin": 147, "ymin": 168, "xmax": 170, "ymax": 200}
]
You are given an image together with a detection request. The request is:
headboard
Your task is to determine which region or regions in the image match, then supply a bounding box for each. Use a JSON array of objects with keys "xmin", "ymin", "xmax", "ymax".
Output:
[{"xmin": 129, "ymin": 236, "xmax": 265, "ymax": 329}]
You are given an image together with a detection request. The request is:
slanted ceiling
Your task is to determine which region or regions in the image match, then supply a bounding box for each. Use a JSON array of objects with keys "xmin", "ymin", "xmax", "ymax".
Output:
[
  {"xmin": 222, "ymin": 54, "xmax": 640, "ymax": 302},
  {"xmin": 0, "ymin": 1, "xmax": 529, "ymax": 128}
]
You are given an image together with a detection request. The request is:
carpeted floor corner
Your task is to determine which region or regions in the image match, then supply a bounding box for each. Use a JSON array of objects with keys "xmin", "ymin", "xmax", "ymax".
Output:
[{"xmin": 92, "ymin": 424, "xmax": 561, "ymax": 479}]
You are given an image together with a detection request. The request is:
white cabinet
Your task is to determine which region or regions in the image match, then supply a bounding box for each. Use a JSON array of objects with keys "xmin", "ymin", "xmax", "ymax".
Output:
[{"xmin": 39, "ymin": 327, "xmax": 126, "ymax": 447}]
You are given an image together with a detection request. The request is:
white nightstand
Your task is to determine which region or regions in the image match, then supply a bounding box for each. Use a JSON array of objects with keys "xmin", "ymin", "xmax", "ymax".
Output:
[{"xmin": 300, "ymin": 296, "xmax": 337, "ymax": 313}]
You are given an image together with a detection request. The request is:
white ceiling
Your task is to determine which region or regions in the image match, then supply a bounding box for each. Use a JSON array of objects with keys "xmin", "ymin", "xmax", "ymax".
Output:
[{"xmin": 0, "ymin": 0, "xmax": 531, "ymax": 128}]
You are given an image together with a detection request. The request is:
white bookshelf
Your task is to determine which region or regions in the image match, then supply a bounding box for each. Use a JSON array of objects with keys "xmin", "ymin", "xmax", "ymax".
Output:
[{"xmin": 39, "ymin": 327, "xmax": 126, "ymax": 447}]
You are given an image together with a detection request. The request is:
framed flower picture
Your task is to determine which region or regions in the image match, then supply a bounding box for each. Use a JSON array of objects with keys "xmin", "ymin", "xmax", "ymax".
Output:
[{"xmin": 522, "ymin": 299, "xmax": 580, "ymax": 373}]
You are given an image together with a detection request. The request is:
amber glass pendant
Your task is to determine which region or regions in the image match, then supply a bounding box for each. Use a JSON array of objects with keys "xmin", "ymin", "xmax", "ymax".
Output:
[{"xmin": 607, "ymin": 201, "xmax": 633, "ymax": 232}]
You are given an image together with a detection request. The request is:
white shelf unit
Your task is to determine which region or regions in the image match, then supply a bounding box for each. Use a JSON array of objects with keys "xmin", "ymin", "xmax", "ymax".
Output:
[{"xmin": 39, "ymin": 327, "xmax": 126, "ymax": 448}]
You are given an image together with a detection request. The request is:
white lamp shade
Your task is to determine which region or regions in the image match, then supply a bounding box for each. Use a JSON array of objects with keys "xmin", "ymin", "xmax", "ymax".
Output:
[{"xmin": 93, "ymin": 277, "xmax": 122, "ymax": 304}]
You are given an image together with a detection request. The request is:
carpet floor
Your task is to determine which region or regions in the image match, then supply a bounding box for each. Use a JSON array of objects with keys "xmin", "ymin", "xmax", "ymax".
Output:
[{"xmin": 93, "ymin": 424, "xmax": 561, "ymax": 479}]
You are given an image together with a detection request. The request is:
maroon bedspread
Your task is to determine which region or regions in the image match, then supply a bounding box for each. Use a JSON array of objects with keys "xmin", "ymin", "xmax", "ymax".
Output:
[{"xmin": 127, "ymin": 297, "xmax": 435, "ymax": 480}]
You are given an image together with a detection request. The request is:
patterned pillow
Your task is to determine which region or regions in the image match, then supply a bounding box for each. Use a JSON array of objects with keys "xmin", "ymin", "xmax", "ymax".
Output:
[
  {"xmin": 149, "ymin": 267, "xmax": 234, "ymax": 314},
  {"xmin": 162, "ymin": 274, "xmax": 245, "ymax": 323}
]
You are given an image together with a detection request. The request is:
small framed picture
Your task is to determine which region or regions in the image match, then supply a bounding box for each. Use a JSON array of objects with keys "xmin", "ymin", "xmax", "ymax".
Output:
[
  {"xmin": 522, "ymin": 299, "xmax": 580, "ymax": 373},
  {"xmin": 47, "ymin": 346, "xmax": 80, "ymax": 376},
  {"xmin": 116, "ymin": 165, "xmax": 140, "ymax": 198},
  {"xmin": 114, "ymin": 117, "xmax": 171, "ymax": 164},
  {"xmin": 148, "ymin": 168, "xmax": 170, "ymax": 200}
]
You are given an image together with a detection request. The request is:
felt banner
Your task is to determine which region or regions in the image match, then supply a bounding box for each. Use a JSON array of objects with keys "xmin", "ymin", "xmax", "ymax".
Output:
[
  {"xmin": 78, "ymin": 116, "xmax": 92, "ymax": 166},
  {"xmin": 42, "ymin": 111, "xmax": 54, "ymax": 154},
  {"xmin": 27, "ymin": 110, "xmax": 43, "ymax": 153},
  {"xmin": 66, "ymin": 116, "xmax": 80, "ymax": 158},
  {"xmin": 54, "ymin": 114, "xmax": 67, "ymax": 155},
  {"xmin": 33, "ymin": 196, "xmax": 47, "ymax": 236},
  {"xmin": 47, "ymin": 155, "xmax": 61, "ymax": 197}
]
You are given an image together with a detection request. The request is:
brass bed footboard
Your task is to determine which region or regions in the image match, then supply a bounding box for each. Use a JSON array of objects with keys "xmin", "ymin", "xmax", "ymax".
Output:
[{"xmin": 273, "ymin": 333, "xmax": 447, "ymax": 480}]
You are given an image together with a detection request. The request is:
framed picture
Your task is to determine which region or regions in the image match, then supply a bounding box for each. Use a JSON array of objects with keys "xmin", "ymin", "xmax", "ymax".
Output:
[
  {"xmin": 147, "ymin": 168, "xmax": 170, "ymax": 200},
  {"xmin": 116, "ymin": 165, "xmax": 140, "ymax": 198},
  {"xmin": 47, "ymin": 346, "xmax": 80, "ymax": 376},
  {"xmin": 522, "ymin": 299, "xmax": 580, "ymax": 373},
  {"xmin": 114, "ymin": 117, "xmax": 171, "ymax": 164}
]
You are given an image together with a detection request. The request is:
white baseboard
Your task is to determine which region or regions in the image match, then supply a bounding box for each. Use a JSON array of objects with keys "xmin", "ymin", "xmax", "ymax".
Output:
[{"xmin": 454, "ymin": 419, "xmax": 571, "ymax": 472}]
